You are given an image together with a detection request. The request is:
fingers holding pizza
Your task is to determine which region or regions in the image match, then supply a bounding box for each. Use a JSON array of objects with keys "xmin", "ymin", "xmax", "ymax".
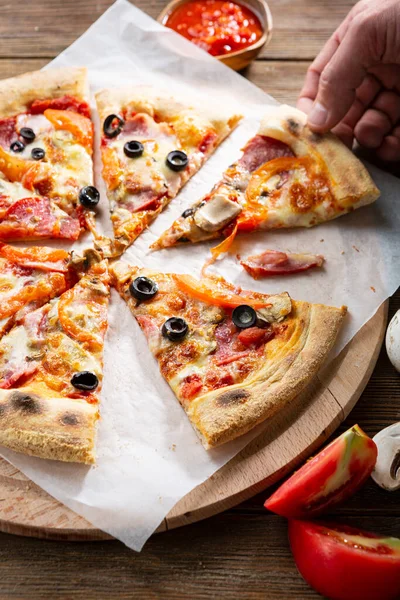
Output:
[{"xmin": 152, "ymin": 105, "xmax": 380, "ymax": 253}]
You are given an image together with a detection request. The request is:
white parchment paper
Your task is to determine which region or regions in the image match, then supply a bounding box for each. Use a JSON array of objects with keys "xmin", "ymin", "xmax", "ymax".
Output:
[{"xmin": 0, "ymin": 0, "xmax": 399, "ymax": 551}]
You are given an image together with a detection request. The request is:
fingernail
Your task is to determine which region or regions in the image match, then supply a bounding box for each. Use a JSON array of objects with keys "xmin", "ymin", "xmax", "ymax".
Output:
[{"xmin": 308, "ymin": 102, "xmax": 328, "ymax": 128}]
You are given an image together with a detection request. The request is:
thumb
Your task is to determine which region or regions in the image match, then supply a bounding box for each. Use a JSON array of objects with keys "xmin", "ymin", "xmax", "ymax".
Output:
[{"xmin": 307, "ymin": 18, "xmax": 373, "ymax": 132}]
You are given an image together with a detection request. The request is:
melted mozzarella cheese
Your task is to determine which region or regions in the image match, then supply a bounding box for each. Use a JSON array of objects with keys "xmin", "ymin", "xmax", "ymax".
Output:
[
  {"xmin": 112, "ymin": 130, "xmax": 183, "ymax": 202},
  {"xmin": 0, "ymin": 267, "xmax": 35, "ymax": 301}
]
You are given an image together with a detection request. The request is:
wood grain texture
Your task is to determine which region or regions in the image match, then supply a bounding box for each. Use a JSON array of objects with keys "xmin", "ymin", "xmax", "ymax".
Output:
[
  {"xmin": 0, "ymin": 0, "xmax": 399, "ymax": 598},
  {"xmin": 0, "ymin": 0, "xmax": 353, "ymax": 60}
]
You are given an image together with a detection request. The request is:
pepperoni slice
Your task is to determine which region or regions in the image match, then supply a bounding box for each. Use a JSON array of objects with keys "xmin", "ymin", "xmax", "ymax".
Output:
[
  {"xmin": 0, "ymin": 197, "xmax": 80, "ymax": 241},
  {"xmin": 240, "ymin": 250, "xmax": 325, "ymax": 278},
  {"xmin": 0, "ymin": 117, "xmax": 17, "ymax": 149},
  {"xmin": 238, "ymin": 135, "xmax": 294, "ymax": 173}
]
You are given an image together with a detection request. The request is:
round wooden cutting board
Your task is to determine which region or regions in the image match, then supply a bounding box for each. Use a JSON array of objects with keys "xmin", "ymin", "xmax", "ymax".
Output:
[{"xmin": 0, "ymin": 303, "xmax": 388, "ymax": 541}]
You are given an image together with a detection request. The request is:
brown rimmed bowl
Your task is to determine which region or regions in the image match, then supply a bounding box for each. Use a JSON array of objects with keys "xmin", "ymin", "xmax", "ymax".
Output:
[{"xmin": 157, "ymin": 0, "xmax": 273, "ymax": 71}]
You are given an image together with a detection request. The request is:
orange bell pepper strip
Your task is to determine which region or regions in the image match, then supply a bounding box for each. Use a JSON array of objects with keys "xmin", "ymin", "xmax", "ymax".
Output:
[
  {"xmin": 0, "ymin": 273, "xmax": 67, "ymax": 320},
  {"xmin": 0, "ymin": 144, "xmax": 44, "ymax": 185},
  {"xmin": 173, "ymin": 274, "xmax": 271, "ymax": 309},
  {"xmin": 0, "ymin": 243, "xmax": 69, "ymax": 272},
  {"xmin": 44, "ymin": 109, "xmax": 93, "ymax": 153}
]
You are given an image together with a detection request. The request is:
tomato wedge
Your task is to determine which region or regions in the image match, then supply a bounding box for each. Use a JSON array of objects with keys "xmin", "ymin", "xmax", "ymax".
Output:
[
  {"xmin": 264, "ymin": 425, "xmax": 377, "ymax": 518},
  {"xmin": 44, "ymin": 109, "xmax": 93, "ymax": 153},
  {"xmin": 173, "ymin": 274, "xmax": 272, "ymax": 309},
  {"xmin": 289, "ymin": 520, "xmax": 400, "ymax": 600}
]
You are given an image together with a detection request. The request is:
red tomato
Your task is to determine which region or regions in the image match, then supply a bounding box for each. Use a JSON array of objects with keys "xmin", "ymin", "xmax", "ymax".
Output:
[
  {"xmin": 289, "ymin": 520, "xmax": 400, "ymax": 600},
  {"xmin": 264, "ymin": 425, "xmax": 377, "ymax": 518}
]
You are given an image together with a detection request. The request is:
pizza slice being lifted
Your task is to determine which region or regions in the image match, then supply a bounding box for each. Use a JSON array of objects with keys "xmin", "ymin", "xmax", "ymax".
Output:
[
  {"xmin": 0, "ymin": 250, "xmax": 110, "ymax": 463},
  {"xmin": 0, "ymin": 67, "xmax": 98, "ymax": 241},
  {"xmin": 112, "ymin": 261, "xmax": 346, "ymax": 448},
  {"xmin": 152, "ymin": 105, "xmax": 380, "ymax": 252},
  {"xmin": 95, "ymin": 86, "xmax": 242, "ymax": 255}
]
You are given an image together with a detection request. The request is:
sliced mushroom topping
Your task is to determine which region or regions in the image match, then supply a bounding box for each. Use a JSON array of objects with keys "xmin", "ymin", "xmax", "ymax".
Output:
[
  {"xmin": 256, "ymin": 292, "xmax": 292, "ymax": 324},
  {"xmin": 193, "ymin": 194, "xmax": 242, "ymax": 233},
  {"xmin": 371, "ymin": 422, "xmax": 400, "ymax": 491}
]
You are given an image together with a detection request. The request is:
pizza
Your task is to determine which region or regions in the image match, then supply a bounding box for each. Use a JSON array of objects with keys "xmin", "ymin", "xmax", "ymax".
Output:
[
  {"xmin": 0, "ymin": 67, "xmax": 98, "ymax": 242},
  {"xmin": 151, "ymin": 104, "xmax": 380, "ymax": 252},
  {"xmin": 239, "ymin": 250, "xmax": 325, "ymax": 278},
  {"xmin": 0, "ymin": 249, "xmax": 110, "ymax": 463},
  {"xmin": 95, "ymin": 86, "xmax": 242, "ymax": 255},
  {"xmin": 111, "ymin": 261, "xmax": 346, "ymax": 448}
]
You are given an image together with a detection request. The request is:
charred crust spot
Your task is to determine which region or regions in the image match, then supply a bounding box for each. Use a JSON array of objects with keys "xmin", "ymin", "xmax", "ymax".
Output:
[
  {"xmin": 216, "ymin": 389, "xmax": 250, "ymax": 407},
  {"xmin": 61, "ymin": 412, "xmax": 80, "ymax": 426},
  {"xmin": 310, "ymin": 132, "xmax": 323, "ymax": 143},
  {"xmin": 11, "ymin": 391, "xmax": 41, "ymax": 414},
  {"xmin": 287, "ymin": 118, "xmax": 300, "ymax": 135}
]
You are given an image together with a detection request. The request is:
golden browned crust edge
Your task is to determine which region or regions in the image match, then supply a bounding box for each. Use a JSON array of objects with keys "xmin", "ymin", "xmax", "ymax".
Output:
[
  {"xmin": 95, "ymin": 85, "xmax": 242, "ymax": 137},
  {"xmin": 0, "ymin": 387, "xmax": 98, "ymax": 464},
  {"xmin": 0, "ymin": 67, "xmax": 89, "ymax": 118},
  {"xmin": 259, "ymin": 104, "xmax": 380, "ymax": 210},
  {"xmin": 188, "ymin": 302, "xmax": 347, "ymax": 448}
]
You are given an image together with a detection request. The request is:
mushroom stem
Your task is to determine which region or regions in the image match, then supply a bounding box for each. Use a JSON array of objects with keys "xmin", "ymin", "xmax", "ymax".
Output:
[{"xmin": 371, "ymin": 423, "xmax": 400, "ymax": 491}]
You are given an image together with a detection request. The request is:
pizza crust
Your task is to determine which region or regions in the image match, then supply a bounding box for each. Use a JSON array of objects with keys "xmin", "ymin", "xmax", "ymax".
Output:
[
  {"xmin": 95, "ymin": 85, "xmax": 242, "ymax": 141},
  {"xmin": 259, "ymin": 104, "xmax": 380, "ymax": 210},
  {"xmin": 187, "ymin": 301, "xmax": 346, "ymax": 448},
  {"xmin": 0, "ymin": 67, "xmax": 89, "ymax": 118},
  {"xmin": 0, "ymin": 385, "xmax": 98, "ymax": 463}
]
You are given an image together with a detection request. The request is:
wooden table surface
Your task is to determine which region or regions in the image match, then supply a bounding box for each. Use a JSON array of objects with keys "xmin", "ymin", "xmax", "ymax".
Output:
[{"xmin": 0, "ymin": 0, "xmax": 399, "ymax": 597}]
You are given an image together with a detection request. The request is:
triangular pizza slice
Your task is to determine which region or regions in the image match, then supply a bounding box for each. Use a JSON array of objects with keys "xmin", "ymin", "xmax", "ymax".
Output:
[
  {"xmin": 0, "ymin": 250, "xmax": 110, "ymax": 463},
  {"xmin": 95, "ymin": 86, "xmax": 242, "ymax": 255},
  {"xmin": 112, "ymin": 261, "xmax": 346, "ymax": 448},
  {"xmin": 152, "ymin": 104, "xmax": 380, "ymax": 251},
  {"xmin": 0, "ymin": 67, "xmax": 98, "ymax": 241}
]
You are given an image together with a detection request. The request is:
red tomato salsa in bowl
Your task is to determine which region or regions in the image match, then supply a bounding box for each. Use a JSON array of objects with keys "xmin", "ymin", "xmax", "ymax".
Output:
[{"xmin": 163, "ymin": 0, "xmax": 265, "ymax": 57}]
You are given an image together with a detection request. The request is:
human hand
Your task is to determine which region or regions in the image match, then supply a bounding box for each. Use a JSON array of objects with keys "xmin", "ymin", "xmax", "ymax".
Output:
[{"xmin": 297, "ymin": 0, "xmax": 400, "ymax": 162}]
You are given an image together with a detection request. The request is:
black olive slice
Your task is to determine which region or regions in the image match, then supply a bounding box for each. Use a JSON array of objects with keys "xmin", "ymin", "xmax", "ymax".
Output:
[
  {"xmin": 103, "ymin": 114, "xmax": 124, "ymax": 138},
  {"xmin": 166, "ymin": 150, "xmax": 188, "ymax": 172},
  {"xmin": 71, "ymin": 371, "xmax": 99, "ymax": 391},
  {"xmin": 161, "ymin": 317, "xmax": 188, "ymax": 341},
  {"xmin": 19, "ymin": 127, "xmax": 35, "ymax": 143},
  {"xmin": 129, "ymin": 277, "xmax": 158, "ymax": 301},
  {"xmin": 124, "ymin": 140, "xmax": 144, "ymax": 158},
  {"xmin": 10, "ymin": 140, "xmax": 25, "ymax": 153},
  {"xmin": 232, "ymin": 305, "xmax": 257, "ymax": 329},
  {"xmin": 79, "ymin": 186, "xmax": 100, "ymax": 208},
  {"xmin": 31, "ymin": 147, "xmax": 45, "ymax": 160},
  {"xmin": 181, "ymin": 207, "xmax": 195, "ymax": 218}
]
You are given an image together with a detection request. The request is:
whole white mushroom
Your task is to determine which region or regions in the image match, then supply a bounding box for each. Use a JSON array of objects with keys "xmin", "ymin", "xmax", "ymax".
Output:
[{"xmin": 386, "ymin": 310, "xmax": 400, "ymax": 372}]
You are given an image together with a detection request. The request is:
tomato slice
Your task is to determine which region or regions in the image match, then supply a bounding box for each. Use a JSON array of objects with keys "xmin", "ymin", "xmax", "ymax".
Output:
[
  {"xmin": 173, "ymin": 274, "xmax": 272, "ymax": 309},
  {"xmin": 44, "ymin": 109, "xmax": 93, "ymax": 153},
  {"xmin": 289, "ymin": 520, "xmax": 400, "ymax": 600},
  {"xmin": 264, "ymin": 425, "xmax": 377, "ymax": 518}
]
